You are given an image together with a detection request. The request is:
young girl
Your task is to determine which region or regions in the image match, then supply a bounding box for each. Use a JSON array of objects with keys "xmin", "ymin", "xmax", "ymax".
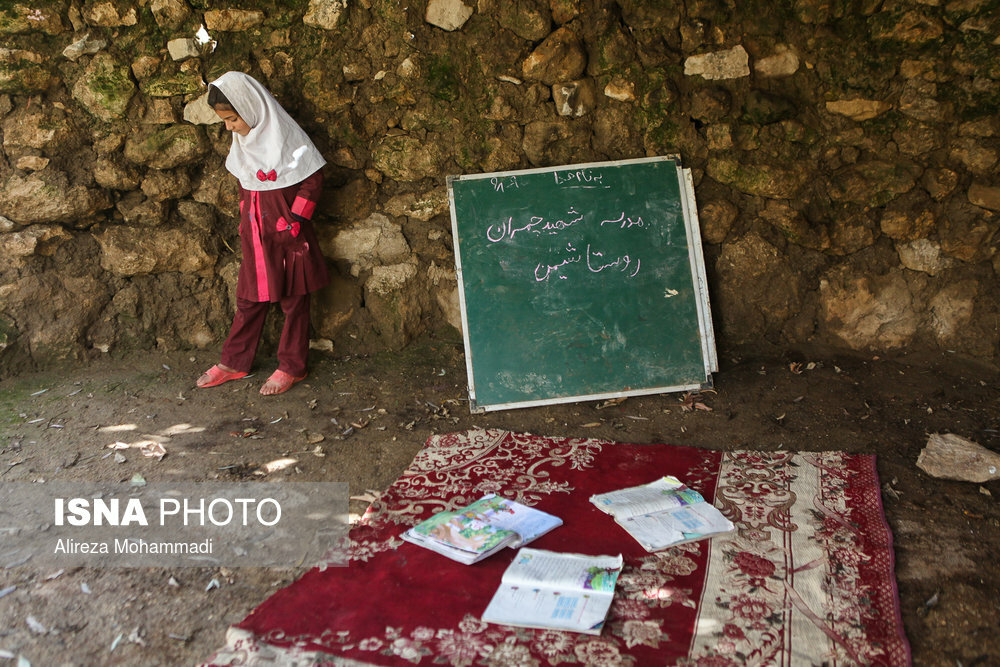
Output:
[{"xmin": 196, "ymin": 72, "xmax": 329, "ymax": 395}]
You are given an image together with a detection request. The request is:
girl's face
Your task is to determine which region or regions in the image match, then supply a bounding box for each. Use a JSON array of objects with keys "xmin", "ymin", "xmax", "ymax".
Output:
[{"xmin": 214, "ymin": 107, "xmax": 251, "ymax": 136}]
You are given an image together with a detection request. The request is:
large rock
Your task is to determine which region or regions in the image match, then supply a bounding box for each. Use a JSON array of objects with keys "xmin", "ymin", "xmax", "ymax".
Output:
[
  {"xmin": 969, "ymin": 183, "xmax": 1000, "ymax": 211},
  {"xmin": 204, "ymin": 10, "xmax": 264, "ymax": 31},
  {"xmin": 3, "ymin": 272, "xmax": 110, "ymax": 360},
  {"xmin": 150, "ymin": 0, "xmax": 191, "ymax": 29},
  {"xmin": 522, "ymin": 119, "xmax": 593, "ymax": 166},
  {"xmin": 324, "ymin": 213, "xmax": 412, "ymax": 277},
  {"xmin": 896, "ymin": 239, "xmax": 956, "ymax": 276},
  {"xmin": 141, "ymin": 71, "xmax": 204, "ymax": 98},
  {"xmin": 0, "ymin": 3, "xmax": 66, "ymax": 34},
  {"xmin": 498, "ymin": 1, "xmax": 551, "ymax": 41},
  {"xmin": 383, "ymin": 190, "xmax": 449, "ymax": 222},
  {"xmin": 715, "ymin": 233, "xmax": 801, "ymax": 341},
  {"xmin": 827, "ymin": 161, "xmax": 917, "ymax": 207},
  {"xmin": 115, "ymin": 192, "xmax": 169, "ymax": 227},
  {"xmin": 72, "ymin": 53, "xmax": 136, "ymax": 121},
  {"xmin": 0, "ymin": 170, "xmax": 111, "ymax": 225},
  {"xmin": 0, "ymin": 225, "xmax": 72, "ymax": 263},
  {"xmin": 899, "ymin": 80, "xmax": 951, "ymax": 122},
  {"xmin": 879, "ymin": 193, "xmax": 936, "ymax": 241},
  {"xmin": 94, "ymin": 156, "xmax": 142, "ymax": 190},
  {"xmin": 124, "ymin": 125, "xmax": 210, "ymax": 169},
  {"xmin": 303, "ymin": 0, "xmax": 348, "ymax": 29},
  {"xmin": 94, "ymin": 224, "xmax": 216, "ymax": 276},
  {"xmin": 928, "ymin": 281, "xmax": 978, "ymax": 346},
  {"xmin": 819, "ymin": 269, "xmax": 919, "ymax": 351},
  {"xmin": 364, "ymin": 259, "xmax": 427, "ymax": 350},
  {"xmin": 82, "ymin": 2, "xmax": 138, "ymax": 26},
  {"xmin": 874, "ymin": 10, "xmax": 944, "ymax": 44},
  {"xmin": 706, "ymin": 158, "xmax": 807, "ymax": 199},
  {"xmin": 522, "ymin": 27, "xmax": 587, "ymax": 85},
  {"xmin": 698, "ymin": 199, "xmax": 738, "ymax": 245},
  {"xmin": 0, "ymin": 48, "xmax": 56, "ymax": 93},
  {"xmin": 950, "ymin": 138, "xmax": 999, "ymax": 175},
  {"xmin": 917, "ymin": 433, "xmax": 1000, "ymax": 483},
  {"xmin": 937, "ymin": 200, "xmax": 998, "ymax": 263},
  {"xmin": 1, "ymin": 107, "xmax": 75, "ymax": 151},
  {"xmin": 372, "ymin": 133, "xmax": 446, "ymax": 182}
]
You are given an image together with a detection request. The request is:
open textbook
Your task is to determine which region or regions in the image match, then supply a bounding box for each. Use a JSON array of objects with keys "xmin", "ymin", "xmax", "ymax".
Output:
[
  {"xmin": 401, "ymin": 495, "xmax": 562, "ymax": 564},
  {"xmin": 482, "ymin": 548, "xmax": 623, "ymax": 635},
  {"xmin": 590, "ymin": 475, "xmax": 734, "ymax": 551}
]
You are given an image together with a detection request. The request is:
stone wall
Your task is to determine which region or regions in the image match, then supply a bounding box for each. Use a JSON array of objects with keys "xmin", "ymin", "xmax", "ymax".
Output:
[{"xmin": 1, "ymin": 0, "xmax": 998, "ymax": 369}]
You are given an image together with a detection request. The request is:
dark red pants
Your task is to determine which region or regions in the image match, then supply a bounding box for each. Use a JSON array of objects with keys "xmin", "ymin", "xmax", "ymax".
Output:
[{"xmin": 220, "ymin": 295, "xmax": 310, "ymax": 378}]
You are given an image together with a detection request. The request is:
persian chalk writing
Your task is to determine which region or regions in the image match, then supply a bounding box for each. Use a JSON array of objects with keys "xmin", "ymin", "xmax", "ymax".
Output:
[
  {"xmin": 491, "ymin": 176, "xmax": 520, "ymax": 193},
  {"xmin": 486, "ymin": 205, "xmax": 656, "ymax": 284},
  {"xmin": 554, "ymin": 169, "xmax": 609, "ymax": 188},
  {"xmin": 533, "ymin": 244, "xmax": 641, "ymax": 282},
  {"xmin": 446, "ymin": 156, "xmax": 716, "ymax": 412},
  {"xmin": 486, "ymin": 207, "xmax": 585, "ymax": 243}
]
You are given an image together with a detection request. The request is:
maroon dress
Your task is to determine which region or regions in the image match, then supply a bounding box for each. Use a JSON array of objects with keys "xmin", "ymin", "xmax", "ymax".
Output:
[
  {"xmin": 236, "ymin": 169, "xmax": 329, "ymax": 302},
  {"xmin": 220, "ymin": 169, "xmax": 328, "ymax": 378}
]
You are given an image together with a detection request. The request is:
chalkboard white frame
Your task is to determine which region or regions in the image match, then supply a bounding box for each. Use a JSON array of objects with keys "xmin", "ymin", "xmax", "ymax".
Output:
[{"xmin": 448, "ymin": 156, "xmax": 717, "ymax": 413}]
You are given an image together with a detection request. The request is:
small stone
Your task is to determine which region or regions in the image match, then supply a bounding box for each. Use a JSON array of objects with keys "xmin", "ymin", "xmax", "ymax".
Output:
[
  {"xmin": 754, "ymin": 45, "xmax": 799, "ymax": 77},
  {"xmin": 968, "ymin": 183, "xmax": 1000, "ymax": 211},
  {"xmin": 15, "ymin": 156, "xmax": 49, "ymax": 171},
  {"xmin": 825, "ymin": 98, "xmax": 892, "ymax": 121},
  {"xmin": 183, "ymin": 93, "xmax": 220, "ymax": 126},
  {"xmin": 425, "ymin": 0, "xmax": 473, "ymax": 31},
  {"xmin": 167, "ymin": 38, "xmax": 200, "ymax": 61},
  {"xmin": 684, "ymin": 45, "xmax": 750, "ymax": 80},
  {"xmin": 303, "ymin": 0, "xmax": 348, "ymax": 30},
  {"xmin": 603, "ymin": 78, "xmax": 636, "ymax": 102},
  {"xmin": 918, "ymin": 433, "xmax": 1000, "ymax": 483},
  {"xmin": 62, "ymin": 35, "xmax": 107, "ymax": 61},
  {"xmin": 204, "ymin": 9, "xmax": 265, "ymax": 31}
]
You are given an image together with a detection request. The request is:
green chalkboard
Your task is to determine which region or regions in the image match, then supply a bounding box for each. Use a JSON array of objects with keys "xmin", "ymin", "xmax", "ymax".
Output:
[{"xmin": 448, "ymin": 156, "xmax": 716, "ymax": 412}]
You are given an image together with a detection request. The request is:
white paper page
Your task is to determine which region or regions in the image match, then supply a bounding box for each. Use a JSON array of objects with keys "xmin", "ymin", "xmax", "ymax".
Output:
[
  {"xmin": 622, "ymin": 502, "xmax": 734, "ymax": 550},
  {"xmin": 482, "ymin": 583, "xmax": 612, "ymax": 635},
  {"xmin": 590, "ymin": 476, "xmax": 703, "ymax": 519},
  {"xmin": 501, "ymin": 548, "xmax": 623, "ymax": 591},
  {"xmin": 477, "ymin": 497, "xmax": 562, "ymax": 545}
]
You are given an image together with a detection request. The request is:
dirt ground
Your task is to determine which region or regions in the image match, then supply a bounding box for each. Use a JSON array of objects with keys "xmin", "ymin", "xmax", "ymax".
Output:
[{"xmin": 0, "ymin": 332, "xmax": 998, "ymax": 666}]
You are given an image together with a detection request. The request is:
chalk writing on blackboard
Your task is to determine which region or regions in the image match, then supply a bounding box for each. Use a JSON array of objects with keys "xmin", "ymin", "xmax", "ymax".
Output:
[
  {"xmin": 554, "ymin": 169, "xmax": 609, "ymax": 188},
  {"xmin": 533, "ymin": 243, "xmax": 642, "ymax": 282},
  {"xmin": 448, "ymin": 156, "xmax": 717, "ymax": 412},
  {"xmin": 491, "ymin": 176, "xmax": 520, "ymax": 192},
  {"xmin": 601, "ymin": 212, "xmax": 646, "ymax": 229}
]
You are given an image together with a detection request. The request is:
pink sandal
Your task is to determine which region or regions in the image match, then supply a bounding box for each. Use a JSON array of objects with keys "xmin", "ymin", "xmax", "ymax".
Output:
[
  {"xmin": 260, "ymin": 370, "xmax": 306, "ymax": 396},
  {"xmin": 196, "ymin": 365, "xmax": 248, "ymax": 388}
]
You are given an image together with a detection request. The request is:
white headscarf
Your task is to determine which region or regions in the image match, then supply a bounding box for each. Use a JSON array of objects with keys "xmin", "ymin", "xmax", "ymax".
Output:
[{"xmin": 210, "ymin": 71, "xmax": 326, "ymax": 192}]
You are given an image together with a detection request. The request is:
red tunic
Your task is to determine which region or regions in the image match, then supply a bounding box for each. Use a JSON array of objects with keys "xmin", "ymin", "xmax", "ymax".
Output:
[{"xmin": 236, "ymin": 170, "xmax": 329, "ymax": 303}]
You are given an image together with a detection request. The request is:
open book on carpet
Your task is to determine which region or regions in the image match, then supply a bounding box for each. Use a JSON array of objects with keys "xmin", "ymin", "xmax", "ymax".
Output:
[
  {"xmin": 590, "ymin": 475, "xmax": 734, "ymax": 551},
  {"xmin": 482, "ymin": 548, "xmax": 623, "ymax": 635},
  {"xmin": 401, "ymin": 494, "xmax": 562, "ymax": 564}
]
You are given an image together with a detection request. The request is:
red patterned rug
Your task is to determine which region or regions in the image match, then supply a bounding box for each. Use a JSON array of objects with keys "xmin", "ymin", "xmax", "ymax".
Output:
[{"xmin": 206, "ymin": 430, "xmax": 910, "ymax": 666}]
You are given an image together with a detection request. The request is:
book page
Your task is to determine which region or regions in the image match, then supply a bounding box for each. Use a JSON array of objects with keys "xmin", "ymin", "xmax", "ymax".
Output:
[
  {"xmin": 463, "ymin": 495, "xmax": 563, "ymax": 546},
  {"xmin": 501, "ymin": 548, "xmax": 623, "ymax": 592},
  {"xmin": 482, "ymin": 583, "xmax": 612, "ymax": 635},
  {"xmin": 621, "ymin": 502, "xmax": 735, "ymax": 551},
  {"xmin": 482, "ymin": 549, "xmax": 623, "ymax": 635},
  {"xmin": 410, "ymin": 509, "xmax": 515, "ymax": 554},
  {"xmin": 590, "ymin": 476, "xmax": 704, "ymax": 520}
]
